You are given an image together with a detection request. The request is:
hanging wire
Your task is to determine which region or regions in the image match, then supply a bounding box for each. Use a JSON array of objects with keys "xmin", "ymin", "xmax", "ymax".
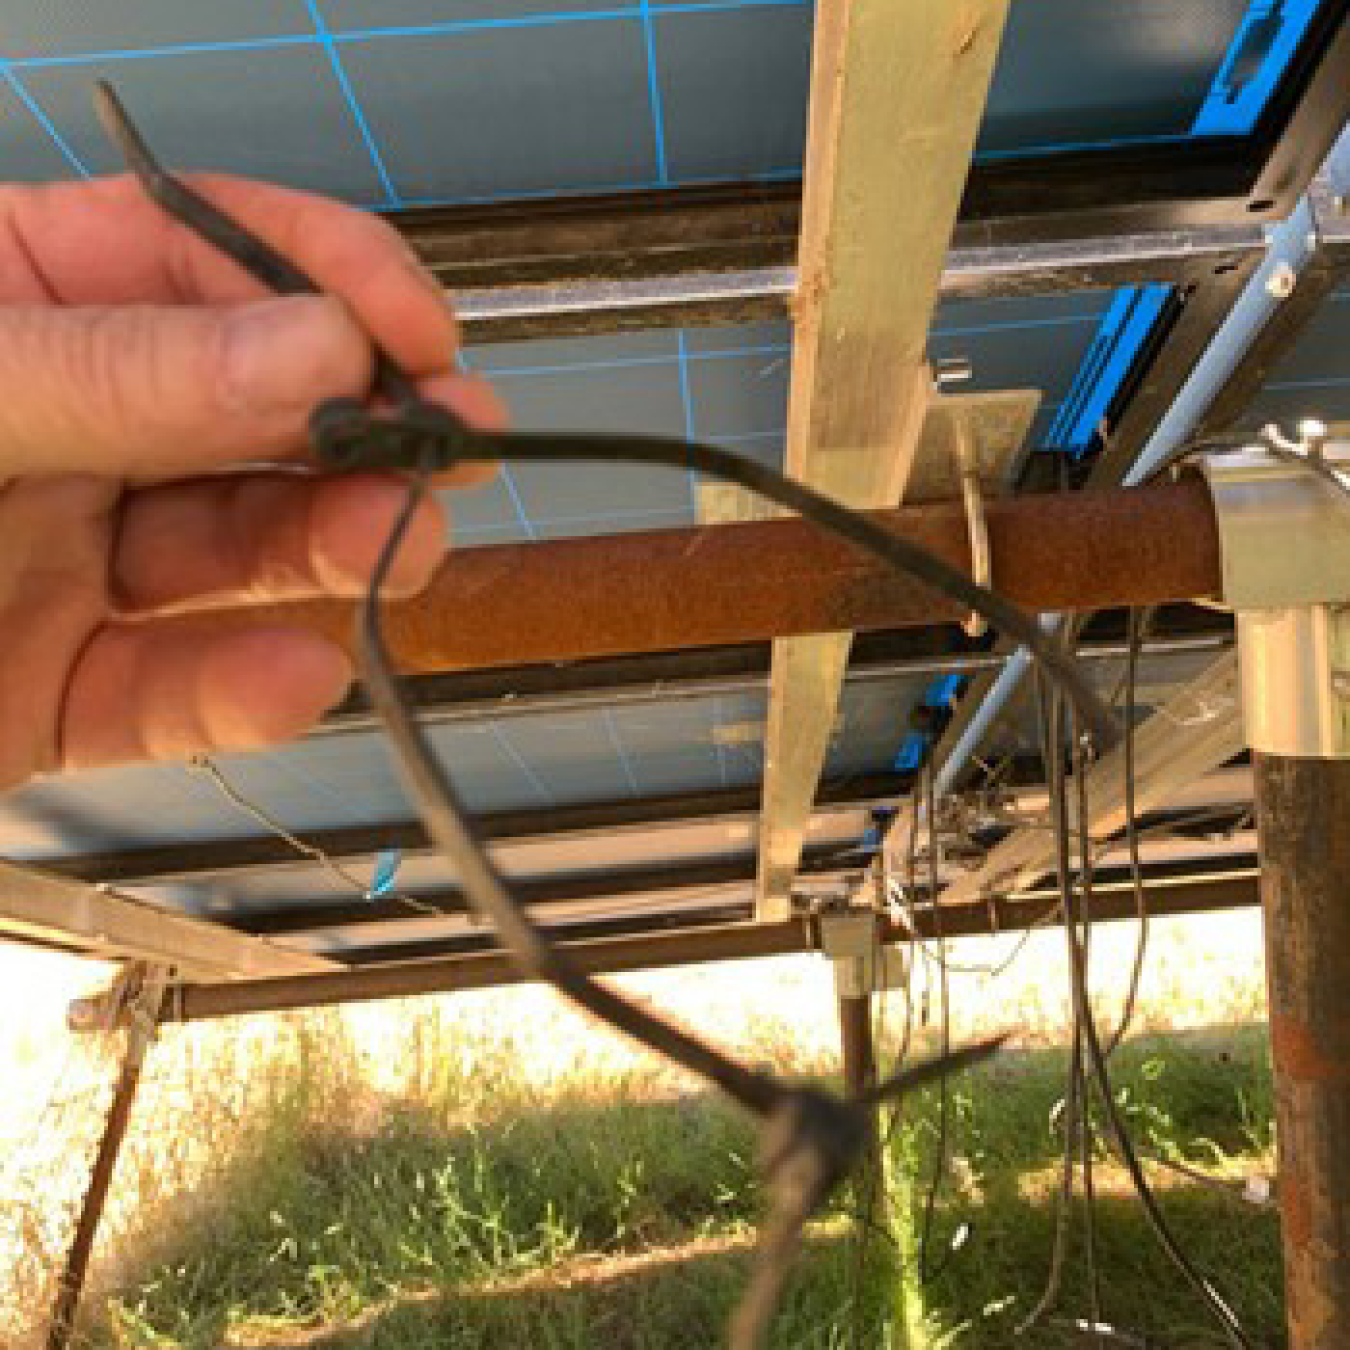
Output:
[
  {"xmin": 104, "ymin": 77, "xmax": 1303, "ymax": 1350},
  {"xmin": 1105, "ymin": 607, "xmax": 1151, "ymax": 1056},
  {"xmin": 189, "ymin": 755, "xmax": 446, "ymax": 918},
  {"xmin": 1050, "ymin": 692, "xmax": 1254, "ymax": 1349},
  {"xmin": 917, "ymin": 760, "xmax": 956, "ymax": 1285}
]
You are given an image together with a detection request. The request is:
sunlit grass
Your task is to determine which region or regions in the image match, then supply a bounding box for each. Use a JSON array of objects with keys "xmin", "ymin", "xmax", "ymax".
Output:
[{"xmin": 0, "ymin": 910, "xmax": 1278, "ymax": 1349}]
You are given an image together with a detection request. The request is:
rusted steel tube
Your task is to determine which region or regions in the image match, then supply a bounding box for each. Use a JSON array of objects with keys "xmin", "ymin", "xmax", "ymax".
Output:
[
  {"xmin": 184, "ymin": 478, "xmax": 1220, "ymax": 672},
  {"xmin": 839, "ymin": 993, "xmax": 877, "ymax": 1097},
  {"xmin": 1253, "ymin": 755, "xmax": 1350, "ymax": 1350}
]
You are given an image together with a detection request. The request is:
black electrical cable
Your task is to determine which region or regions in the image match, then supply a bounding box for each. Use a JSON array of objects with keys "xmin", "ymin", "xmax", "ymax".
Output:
[
  {"xmin": 1016, "ymin": 671, "xmax": 1083, "ymax": 1341},
  {"xmin": 1073, "ymin": 729, "xmax": 1105, "ymax": 1347},
  {"xmin": 1047, "ymin": 695, "xmax": 1254, "ymax": 1350},
  {"xmin": 1106, "ymin": 606, "xmax": 1151, "ymax": 1057},
  {"xmin": 917, "ymin": 760, "xmax": 956, "ymax": 1285}
]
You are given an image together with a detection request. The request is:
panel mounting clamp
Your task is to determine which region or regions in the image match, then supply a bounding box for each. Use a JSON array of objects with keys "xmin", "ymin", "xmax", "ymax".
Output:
[{"xmin": 1201, "ymin": 424, "xmax": 1350, "ymax": 758}]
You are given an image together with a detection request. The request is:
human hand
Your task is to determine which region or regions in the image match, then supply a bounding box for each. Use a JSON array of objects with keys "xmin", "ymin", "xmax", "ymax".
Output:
[{"xmin": 0, "ymin": 174, "xmax": 501, "ymax": 792}]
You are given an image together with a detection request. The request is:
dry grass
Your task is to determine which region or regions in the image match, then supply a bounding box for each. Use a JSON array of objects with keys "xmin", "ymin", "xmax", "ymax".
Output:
[{"xmin": 0, "ymin": 908, "xmax": 1273, "ymax": 1349}]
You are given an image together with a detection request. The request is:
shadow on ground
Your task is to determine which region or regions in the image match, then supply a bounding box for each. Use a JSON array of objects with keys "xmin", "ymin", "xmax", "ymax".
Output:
[{"xmin": 88, "ymin": 1023, "xmax": 1282, "ymax": 1349}]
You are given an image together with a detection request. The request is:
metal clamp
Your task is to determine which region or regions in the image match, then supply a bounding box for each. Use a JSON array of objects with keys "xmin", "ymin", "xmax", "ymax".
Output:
[
  {"xmin": 1202, "ymin": 426, "xmax": 1350, "ymax": 757},
  {"xmin": 814, "ymin": 910, "xmax": 906, "ymax": 997}
]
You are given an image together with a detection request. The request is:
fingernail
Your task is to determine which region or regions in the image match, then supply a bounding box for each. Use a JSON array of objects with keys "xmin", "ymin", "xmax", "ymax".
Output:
[{"xmin": 221, "ymin": 296, "xmax": 363, "ymax": 414}]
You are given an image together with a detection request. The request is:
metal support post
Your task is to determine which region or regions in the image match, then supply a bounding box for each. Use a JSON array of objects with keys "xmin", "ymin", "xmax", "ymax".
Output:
[
  {"xmin": 837, "ymin": 992, "xmax": 876, "ymax": 1099},
  {"xmin": 1207, "ymin": 439, "xmax": 1350, "ymax": 1348},
  {"xmin": 47, "ymin": 966, "xmax": 168, "ymax": 1350},
  {"xmin": 1252, "ymin": 755, "xmax": 1350, "ymax": 1350}
]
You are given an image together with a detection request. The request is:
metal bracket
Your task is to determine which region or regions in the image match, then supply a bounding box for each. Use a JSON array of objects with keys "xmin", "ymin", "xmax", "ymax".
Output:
[
  {"xmin": 814, "ymin": 910, "xmax": 907, "ymax": 998},
  {"xmin": 1203, "ymin": 430, "xmax": 1350, "ymax": 757},
  {"xmin": 696, "ymin": 385, "xmax": 1040, "ymax": 526},
  {"xmin": 1199, "ymin": 431, "xmax": 1350, "ymax": 610}
]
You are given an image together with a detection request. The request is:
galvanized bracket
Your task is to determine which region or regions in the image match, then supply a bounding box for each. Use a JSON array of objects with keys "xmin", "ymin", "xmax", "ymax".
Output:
[
  {"xmin": 814, "ymin": 910, "xmax": 907, "ymax": 998},
  {"xmin": 1202, "ymin": 431, "xmax": 1350, "ymax": 757},
  {"xmin": 696, "ymin": 384, "xmax": 1040, "ymax": 526}
]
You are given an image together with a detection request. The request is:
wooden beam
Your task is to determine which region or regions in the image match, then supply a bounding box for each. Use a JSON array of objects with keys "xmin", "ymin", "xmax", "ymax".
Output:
[
  {"xmin": 937, "ymin": 651, "xmax": 1245, "ymax": 906},
  {"xmin": 0, "ymin": 860, "xmax": 336, "ymax": 978},
  {"xmin": 756, "ymin": 0, "xmax": 1011, "ymax": 916}
]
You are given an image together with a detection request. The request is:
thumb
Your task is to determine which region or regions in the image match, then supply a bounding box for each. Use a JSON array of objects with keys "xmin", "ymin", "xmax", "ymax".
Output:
[{"xmin": 0, "ymin": 295, "xmax": 373, "ymax": 479}]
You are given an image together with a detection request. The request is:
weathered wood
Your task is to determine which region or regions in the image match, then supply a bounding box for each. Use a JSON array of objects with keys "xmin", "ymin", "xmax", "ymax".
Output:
[{"xmin": 756, "ymin": 0, "xmax": 1012, "ymax": 916}]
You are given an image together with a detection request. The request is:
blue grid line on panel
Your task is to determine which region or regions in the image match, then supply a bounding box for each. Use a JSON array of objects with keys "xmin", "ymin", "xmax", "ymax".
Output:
[
  {"xmin": 11, "ymin": 36, "xmax": 319, "ymax": 69},
  {"xmin": 481, "ymin": 341, "xmax": 790, "ymax": 380},
  {"xmin": 0, "ymin": 65, "xmax": 91, "ymax": 176},
  {"xmin": 304, "ymin": 0, "xmax": 402, "ymax": 207},
  {"xmin": 4, "ymin": 2, "xmax": 810, "ymax": 70},
  {"xmin": 458, "ymin": 350, "xmax": 542, "ymax": 539},
  {"xmin": 639, "ymin": 0, "xmax": 671, "ymax": 184},
  {"xmin": 499, "ymin": 468, "xmax": 542, "ymax": 539},
  {"xmin": 675, "ymin": 330, "xmax": 701, "ymax": 510},
  {"xmin": 260, "ymin": 749, "xmax": 361, "ymax": 819},
  {"xmin": 488, "ymin": 722, "xmax": 556, "ymax": 805},
  {"xmin": 601, "ymin": 710, "xmax": 643, "ymax": 797},
  {"xmin": 485, "ymin": 504, "xmax": 691, "ymax": 529},
  {"xmin": 930, "ymin": 313, "xmax": 1107, "ymax": 340},
  {"xmin": 335, "ymin": 1, "xmax": 809, "ymax": 45}
]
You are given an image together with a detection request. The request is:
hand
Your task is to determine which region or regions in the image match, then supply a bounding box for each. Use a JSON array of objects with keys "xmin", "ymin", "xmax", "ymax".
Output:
[{"xmin": 0, "ymin": 173, "xmax": 502, "ymax": 792}]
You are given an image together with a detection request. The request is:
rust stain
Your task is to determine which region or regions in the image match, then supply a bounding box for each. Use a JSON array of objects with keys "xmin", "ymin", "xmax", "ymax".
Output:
[
  {"xmin": 1270, "ymin": 1012, "xmax": 1350, "ymax": 1084},
  {"xmin": 1279, "ymin": 1158, "xmax": 1313, "ymax": 1247}
]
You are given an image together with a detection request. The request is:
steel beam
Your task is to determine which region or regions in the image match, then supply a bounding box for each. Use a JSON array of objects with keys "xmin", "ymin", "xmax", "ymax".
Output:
[
  {"xmin": 320, "ymin": 625, "xmax": 1231, "ymax": 738},
  {"xmin": 0, "ymin": 859, "xmax": 336, "ymax": 976},
  {"xmin": 937, "ymin": 651, "xmax": 1246, "ymax": 905},
  {"xmin": 384, "ymin": 2, "xmax": 1350, "ymax": 343},
  {"xmin": 38, "ymin": 773, "xmax": 903, "ymax": 889},
  {"xmin": 139, "ymin": 867, "xmax": 1262, "ymax": 1024}
]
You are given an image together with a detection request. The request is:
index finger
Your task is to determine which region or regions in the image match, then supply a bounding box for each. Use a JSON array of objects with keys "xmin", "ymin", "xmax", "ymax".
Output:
[{"xmin": 1, "ymin": 173, "xmax": 456, "ymax": 378}]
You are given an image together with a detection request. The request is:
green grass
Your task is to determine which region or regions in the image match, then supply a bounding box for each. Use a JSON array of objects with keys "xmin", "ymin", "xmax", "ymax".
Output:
[
  {"xmin": 81, "ymin": 1018, "xmax": 1282, "ymax": 1350},
  {"xmin": 899, "ymin": 1026, "xmax": 1283, "ymax": 1347}
]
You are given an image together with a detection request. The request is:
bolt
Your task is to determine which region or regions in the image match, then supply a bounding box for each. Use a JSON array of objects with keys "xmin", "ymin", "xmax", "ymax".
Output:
[
  {"xmin": 934, "ymin": 356, "xmax": 973, "ymax": 389},
  {"xmin": 1265, "ymin": 262, "xmax": 1297, "ymax": 299}
]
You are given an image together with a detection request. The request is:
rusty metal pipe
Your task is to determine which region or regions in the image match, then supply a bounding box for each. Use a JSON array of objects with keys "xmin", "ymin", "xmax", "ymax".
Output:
[
  {"xmin": 176, "ymin": 478, "xmax": 1220, "ymax": 672},
  {"xmin": 1253, "ymin": 754, "xmax": 1350, "ymax": 1350}
]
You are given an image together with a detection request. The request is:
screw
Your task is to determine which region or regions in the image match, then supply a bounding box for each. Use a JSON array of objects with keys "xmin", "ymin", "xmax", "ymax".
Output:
[
  {"xmin": 1265, "ymin": 262, "xmax": 1297, "ymax": 299},
  {"xmin": 1332, "ymin": 672, "xmax": 1350, "ymax": 699}
]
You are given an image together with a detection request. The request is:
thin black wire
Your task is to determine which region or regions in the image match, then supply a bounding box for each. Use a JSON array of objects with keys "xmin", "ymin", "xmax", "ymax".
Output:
[
  {"xmin": 1106, "ymin": 607, "xmax": 1151, "ymax": 1057},
  {"xmin": 1073, "ymin": 730, "xmax": 1105, "ymax": 1347},
  {"xmin": 1016, "ymin": 671, "xmax": 1082, "ymax": 1339},
  {"xmin": 1048, "ymin": 697, "xmax": 1254, "ymax": 1349},
  {"xmin": 917, "ymin": 761, "xmax": 955, "ymax": 1285}
]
